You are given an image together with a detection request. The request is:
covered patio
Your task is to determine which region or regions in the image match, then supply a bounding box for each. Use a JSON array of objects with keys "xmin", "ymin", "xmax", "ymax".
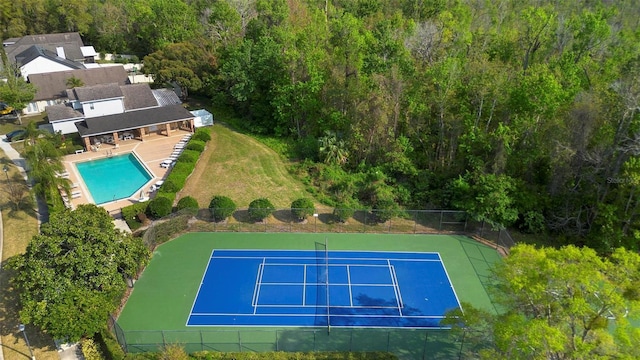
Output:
[{"xmin": 75, "ymin": 104, "xmax": 195, "ymax": 151}]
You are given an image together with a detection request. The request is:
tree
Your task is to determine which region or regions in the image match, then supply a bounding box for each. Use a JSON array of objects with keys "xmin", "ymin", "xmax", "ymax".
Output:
[
  {"xmin": 318, "ymin": 130, "xmax": 349, "ymax": 165},
  {"xmin": 23, "ymin": 130, "xmax": 70, "ymax": 200},
  {"xmin": 208, "ymin": 195, "xmax": 236, "ymax": 222},
  {"xmin": 7, "ymin": 205, "xmax": 150, "ymax": 341},
  {"xmin": 445, "ymin": 244, "xmax": 640, "ymax": 359},
  {"xmin": 291, "ymin": 197, "xmax": 315, "ymax": 221},
  {"xmin": 176, "ymin": 196, "xmax": 199, "ymax": 211},
  {"xmin": 143, "ymin": 42, "xmax": 214, "ymax": 100},
  {"xmin": 65, "ymin": 76, "xmax": 84, "ymax": 89},
  {"xmin": 148, "ymin": 196, "xmax": 172, "ymax": 218},
  {"xmin": 0, "ymin": 62, "xmax": 36, "ymax": 124},
  {"xmin": 248, "ymin": 197, "xmax": 275, "ymax": 222}
]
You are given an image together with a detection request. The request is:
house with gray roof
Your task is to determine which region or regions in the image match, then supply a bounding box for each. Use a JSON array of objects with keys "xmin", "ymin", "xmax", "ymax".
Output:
[
  {"xmin": 3, "ymin": 32, "xmax": 97, "ymax": 80},
  {"xmin": 45, "ymin": 83, "xmax": 195, "ymax": 150},
  {"xmin": 26, "ymin": 66, "xmax": 129, "ymax": 114}
]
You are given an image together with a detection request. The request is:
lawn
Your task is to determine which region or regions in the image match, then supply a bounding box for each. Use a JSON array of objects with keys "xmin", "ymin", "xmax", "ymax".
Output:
[
  {"xmin": 0, "ymin": 153, "xmax": 59, "ymax": 360},
  {"xmin": 179, "ymin": 121, "xmax": 310, "ymax": 209}
]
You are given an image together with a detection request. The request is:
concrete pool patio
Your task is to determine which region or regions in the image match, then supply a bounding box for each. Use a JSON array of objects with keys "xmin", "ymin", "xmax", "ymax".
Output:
[{"xmin": 60, "ymin": 129, "xmax": 193, "ymax": 215}]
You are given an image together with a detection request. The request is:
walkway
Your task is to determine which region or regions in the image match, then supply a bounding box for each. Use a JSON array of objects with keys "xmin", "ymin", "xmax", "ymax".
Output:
[
  {"xmin": 0, "ymin": 138, "xmax": 49, "ymax": 223},
  {"xmin": 0, "ymin": 137, "xmax": 80, "ymax": 360}
]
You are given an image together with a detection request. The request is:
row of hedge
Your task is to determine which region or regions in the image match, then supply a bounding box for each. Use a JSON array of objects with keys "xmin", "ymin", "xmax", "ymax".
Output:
[
  {"xmin": 208, "ymin": 195, "xmax": 316, "ymax": 222},
  {"xmin": 122, "ymin": 128, "xmax": 211, "ymax": 230}
]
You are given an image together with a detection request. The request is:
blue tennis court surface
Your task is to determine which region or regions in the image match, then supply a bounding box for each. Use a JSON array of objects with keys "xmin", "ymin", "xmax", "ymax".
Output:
[{"xmin": 187, "ymin": 249, "xmax": 461, "ymax": 328}]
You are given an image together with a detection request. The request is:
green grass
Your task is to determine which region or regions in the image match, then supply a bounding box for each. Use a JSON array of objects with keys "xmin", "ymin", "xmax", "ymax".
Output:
[
  {"xmin": 117, "ymin": 233, "xmax": 501, "ymax": 359},
  {"xmin": 180, "ymin": 123, "xmax": 310, "ymax": 208},
  {"xmin": 0, "ymin": 154, "xmax": 60, "ymax": 360}
]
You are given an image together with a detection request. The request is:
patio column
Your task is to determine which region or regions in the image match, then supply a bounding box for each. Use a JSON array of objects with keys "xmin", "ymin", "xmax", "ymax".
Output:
[
  {"xmin": 165, "ymin": 123, "xmax": 171, "ymax": 136},
  {"xmin": 83, "ymin": 136, "xmax": 91, "ymax": 150},
  {"xmin": 189, "ymin": 119, "xmax": 195, "ymax": 132},
  {"xmin": 112, "ymin": 132, "xmax": 119, "ymax": 146},
  {"xmin": 139, "ymin": 127, "xmax": 146, "ymax": 141}
]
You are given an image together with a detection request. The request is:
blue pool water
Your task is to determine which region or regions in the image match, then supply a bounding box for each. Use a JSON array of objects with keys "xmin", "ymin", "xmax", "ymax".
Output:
[{"xmin": 76, "ymin": 153, "xmax": 152, "ymax": 204}]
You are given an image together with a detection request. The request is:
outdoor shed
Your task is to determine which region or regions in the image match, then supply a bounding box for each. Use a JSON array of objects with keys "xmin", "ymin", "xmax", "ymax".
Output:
[{"xmin": 190, "ymin": 109, "xmax": 214, "ymax": 128}]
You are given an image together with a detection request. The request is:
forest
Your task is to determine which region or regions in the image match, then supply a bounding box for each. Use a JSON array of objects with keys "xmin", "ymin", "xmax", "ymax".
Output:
[{"xmin": 2, "ymin": 0, "xmax": 639, "ymax": 252}]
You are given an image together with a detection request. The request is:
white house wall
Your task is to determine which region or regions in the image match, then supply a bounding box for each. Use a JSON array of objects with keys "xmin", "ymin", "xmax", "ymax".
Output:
[
  {"xmin": 20, "ymin": 57, "xmax": 76, "ymax": 80},
  {"xmin": 51, "ymin": 119, "xmax": 84, "ymax": 135},
  {"xmin": 25, "ymin": 99, "xmax": 63, "ymax": 115},
  {"xmin": 82, "ymin": 98, "xmax": 124, "ymax": 118}
]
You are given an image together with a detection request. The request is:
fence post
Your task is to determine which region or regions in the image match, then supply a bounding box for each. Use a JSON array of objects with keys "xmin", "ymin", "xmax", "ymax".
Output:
[
  {"xmin": 422, "ymin": 331, "xmax": 428, "ymax": 360},
  {"xmin": 413, "ymin": 211, "xmax": 417, "ymax": 234},
  {"xmin": 363, "ymin": 212, "xmax": 367, "ymax": 232},
  {"xmin": 238, "ymin": 330, "xmax": 242, "ymax": 352},
  {"xmin": 161, "ymin": 330, "xmax": 166, "ymax": 348},
  {"xmin": 200, "ymin": 330, "xmax": 204, "ymax": 352},
  {"xmin": 439, "ymin": 211, "xmax": 443, "ymax": 231}
]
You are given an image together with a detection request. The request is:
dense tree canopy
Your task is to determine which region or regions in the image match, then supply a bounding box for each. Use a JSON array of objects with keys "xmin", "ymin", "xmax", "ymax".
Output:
[
  {"xmin": 7, "ymin": 205, "xmax": 150, "ymax": 341},
  {"xmin": 2, "ymin": 0, "xmax": 639, "ymax": 250},
  {"xmin": 445, "ymin": 244, "xmax": 640, "ymax": 359}
]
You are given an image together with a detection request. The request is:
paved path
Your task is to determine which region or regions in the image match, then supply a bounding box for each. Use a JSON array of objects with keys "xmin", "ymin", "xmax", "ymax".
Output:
[
  {"xmin": 0, "ymin": 139, "xmax": 48, "ymax": 223},
  {"xmin": 0, "ymin": 137, "xmax": 80, "ymax": 360}
]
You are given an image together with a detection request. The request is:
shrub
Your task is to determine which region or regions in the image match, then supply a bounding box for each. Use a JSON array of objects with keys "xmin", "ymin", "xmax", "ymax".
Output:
[
  {"xmin": 80, "ymin": 339, "xmax": 102, "ymax": 360},
  {"xmin": 248, "ymin": 198, "xmax": 275, "ymax": 222},
  {"xmin": 159, "ymin": 178, "xmax": 180, "ymax": 193},
  {"xmin": 148, "ymin": 196, "xmax": 173, "ymax": 218},
  {"xmin": 159, "ymin": 344, "xmax": 189, "ymax": 360},
  {"xmin": 209, "ymin": 195, "xmax": 236, "ymax": 222},
  {"xmin": 372, "ymin": 197, "xmax": 398, "ymax": 223},
  {"xmin": 95, "ymin": 328, "xmax": 125, "ymax": 360},
  {"xmin": 177, "ymin": 196, "xmax": 199, "ymax": 211},
  {"xmin": 178, "ymin": 149, "xmax": 199, "ymax": 163},
  {"xmin": 193, "ymin": 127, "xmax": 211, "ymax": 142},
  {"xmin": 291, "ymin": 198, "xmax": 315, "ymax": 221},
  {"xmin": 186, "ymin": 140, "xmax": 205, "ymax": 152},
  {"xmin": 122, "ymin": 202, "xmax": 149, "ymax": 230},
  {"xmin": 333, "ymin": 204, "xmax": 355, "ymax": 223}
]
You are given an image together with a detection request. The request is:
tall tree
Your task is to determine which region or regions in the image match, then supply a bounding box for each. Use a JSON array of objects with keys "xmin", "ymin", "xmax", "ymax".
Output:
[
  {"xmin": 7, "ymin": 204, "xmax": 150, "ymax": 341},
  {"xmin": 0, "ymin": 62, "xmax": 35, "ymax": 125},
  {"xmin": 445, "ymin": 244, "xmax": 640, "ymax": 359},
  {"xmin": 143, "ymin": 41, "xmax": 215, "ymax": 99}
]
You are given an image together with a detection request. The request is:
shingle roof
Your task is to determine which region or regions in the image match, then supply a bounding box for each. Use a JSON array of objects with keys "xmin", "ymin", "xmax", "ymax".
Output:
[
  {"xmin": 71, "ymin": 83, "xmax": 123, "ymax": 102},
  {"xmin": 121, "ymin": 84, "xmax": 158, "ymax": 110},
  {"xmin": 29, "ymin": 66, "xmax": 129, "ymax": 101},
  {"xmin": 4, "ymin": 32, "xmax": 85, "ymax": 63},
  {"xmin": 45, "ymin": 104, "xmax": 84, "ymax": 122},
  {"xmin": 15, "ymin": 45, "xmax": 85, "ymax": 70},
  {"xmin": 152, "ymin": 88, "xmax": 182, "ymax": 107},
  {"xmin": 76, "ymin": 105, "xmax": 194, "ymax": 137}
]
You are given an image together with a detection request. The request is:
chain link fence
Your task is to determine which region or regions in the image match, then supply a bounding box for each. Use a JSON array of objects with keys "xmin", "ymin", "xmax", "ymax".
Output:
[
  {"xmin": 109, "ymin": 316, "xmax": 472, "ymax": 359},
  {"xmin": 137, "ymin": 208, "xmax": 512, "ymax": 254},
  {"xmin": 115, "ymin": 208, "xmax": 514, "ymax": 358}
]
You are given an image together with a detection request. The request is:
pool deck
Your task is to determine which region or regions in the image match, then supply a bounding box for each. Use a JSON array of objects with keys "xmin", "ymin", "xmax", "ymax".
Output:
[{"xmin": 61, "ymin": 130, "xmax": 192, "ymax": 215}]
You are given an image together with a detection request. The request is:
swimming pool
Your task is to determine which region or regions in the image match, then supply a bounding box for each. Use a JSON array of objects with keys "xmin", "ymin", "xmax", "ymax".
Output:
[{"xmin": 76, "ymin": 153, "xmax": 152, "ymax": 204}]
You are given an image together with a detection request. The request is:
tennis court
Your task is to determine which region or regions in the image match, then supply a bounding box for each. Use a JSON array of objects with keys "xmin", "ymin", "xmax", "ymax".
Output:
[
  {"xmin": 188, "ymin": 249, "xmax": 460, "ymax": 328},
  {"xmin": 116, "ymin": 233, "xmax": 500, "ymax": 357}
]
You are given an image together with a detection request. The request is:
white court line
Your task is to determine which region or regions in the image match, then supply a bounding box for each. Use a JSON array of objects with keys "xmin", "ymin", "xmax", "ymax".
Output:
[
  {"xmin": 185, "ymin": 250, "xmax": 217, "ymax": 326},
  {"xmin": 388, "ymin": 260, "xmax": 403, "ymax": 317},
  {"xmin": 347, "ymin": 265, "xmax": 353, "ymax": 307},
  {"xmin": 190, "ymin": 312, "xmax": 446, "ymax": 319},
  {"xmin": 302, "ymin": 264, "xmax": 307, "ymax": 306},
  {"xmin": 260, "ymin": 281, "xmax": 396, "ymax": 286},
  {"xmin": 252, "ymin": 258, "xmax": 266, "ymax": 314}
]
